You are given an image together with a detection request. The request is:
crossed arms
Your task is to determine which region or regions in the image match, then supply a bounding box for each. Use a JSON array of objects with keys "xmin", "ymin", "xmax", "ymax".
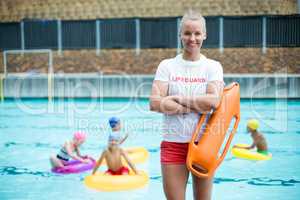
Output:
[{"xmin": 149, "ymin": 80, "xmax": 224, "ymax": 115}]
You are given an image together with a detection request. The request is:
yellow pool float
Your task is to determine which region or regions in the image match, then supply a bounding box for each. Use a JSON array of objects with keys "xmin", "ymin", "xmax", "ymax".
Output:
[
  {"xmin": 84, "ymin": 170, "xmax": 149, "ymax": 191},
  {"xmin": 100, "ymin": 147, "xmax": 149, "ymax": 165},
  {"xmin": 231, "ymin": 144, "xmax": 272, "ymax": 161}
]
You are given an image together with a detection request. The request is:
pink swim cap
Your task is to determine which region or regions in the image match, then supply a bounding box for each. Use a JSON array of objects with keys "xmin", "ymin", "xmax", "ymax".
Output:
[{"xmin": 73, "ymin": 131, "xmax": 86, "ymax": 141}]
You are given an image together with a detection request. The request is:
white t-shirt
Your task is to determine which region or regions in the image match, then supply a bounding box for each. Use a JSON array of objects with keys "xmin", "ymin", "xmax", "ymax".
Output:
[{"xmin": 154, "ymin": 54, "xmax": 224, "ymax": 143}]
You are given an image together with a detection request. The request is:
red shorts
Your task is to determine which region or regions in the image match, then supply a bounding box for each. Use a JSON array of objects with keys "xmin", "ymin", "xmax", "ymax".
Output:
[
  {"xmin": 105, "ymin": 166, "xmax": 129, "ymax": 175},
  {"xmin": 160, "ymin": 141, "xmax": 189, "ymax": 164}
]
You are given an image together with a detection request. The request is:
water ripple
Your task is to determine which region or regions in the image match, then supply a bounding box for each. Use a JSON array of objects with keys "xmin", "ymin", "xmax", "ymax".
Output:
[
  {"xmin": 3, "ymin": 142, "xmax": 58, "ymax": 149},
  {"xmin": 4, "ymin": 142, "xmax": 17, "ymax": 147},
  {"xmin": 150, "ymin": 175, "xmax": 162, "ymax": 180},
  {"xmin": 148, "ymin": 148, "xmax": 159, "ymax": 153},
  {"xmin": 1, "ymin": 165, "xmax": 300, "ymax": 187},
  {"xmin": 0, "ymin": 125, "xmax": 71, "ymax": 130},
  {"xmin": 150, "ymin": 175, "xmax": 300, "ymax": 187},
  {"xmin": 2, "ymin": 141, "xmax": 108, "ymax": 151},
  {"xmin": 0, "ymin": 166, "xmax": 52, "ymax": 177},
  {"xmin": 246, "ymin": 177, "xmax": 300, "ymax": 186}
]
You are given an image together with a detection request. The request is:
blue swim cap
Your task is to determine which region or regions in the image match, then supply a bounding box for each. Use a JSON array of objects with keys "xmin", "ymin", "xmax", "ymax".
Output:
[{"xmin": 109, "ymin": 117, "xmax": 120, "ymax": 128}]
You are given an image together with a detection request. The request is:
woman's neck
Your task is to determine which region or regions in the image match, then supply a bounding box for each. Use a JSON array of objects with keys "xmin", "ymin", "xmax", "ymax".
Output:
[{"xmin": 182, "ymin": 51, "xmax": 201, "ymax": 61}]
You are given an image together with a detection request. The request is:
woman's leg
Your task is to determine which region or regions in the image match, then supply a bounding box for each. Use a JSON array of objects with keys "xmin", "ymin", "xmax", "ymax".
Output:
[
  {"xmin": 192, "ymin": 174, "xmax": 214, "ymax": 200},
  {"xmin": 161, "ymin": 164, "xmax": 189, "ymax": 200},
  {"xmin": 50, "ymin": 155, "xmax": 64, "ymax": 168}
]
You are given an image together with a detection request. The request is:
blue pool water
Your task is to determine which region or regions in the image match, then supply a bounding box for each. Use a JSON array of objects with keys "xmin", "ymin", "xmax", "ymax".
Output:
[{"xmin": 0, "ymin": 98, "xmax": 300, "ymax": 200}]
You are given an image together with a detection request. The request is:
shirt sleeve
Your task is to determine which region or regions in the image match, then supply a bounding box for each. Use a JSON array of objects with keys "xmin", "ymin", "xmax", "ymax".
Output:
[
  {"xmin": 154, "ymin": 60, "xmax": 170, "ymax": 82},
  {"xmin": 208, "ymin": 61, "xmax": 223, "ymax": 82}
]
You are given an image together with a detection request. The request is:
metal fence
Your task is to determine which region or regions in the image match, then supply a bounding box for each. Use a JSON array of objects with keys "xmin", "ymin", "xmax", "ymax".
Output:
[
  {"xmin": 62, "ymin": 20, "xmax": 96, "ymax": 49},
  {"xmin": 0, "ymin": 15, "xmax": 299, "ymax": 52},
  {"xmin": 223, "ymin": 16, "xmax": 262, "ymax": 47}
]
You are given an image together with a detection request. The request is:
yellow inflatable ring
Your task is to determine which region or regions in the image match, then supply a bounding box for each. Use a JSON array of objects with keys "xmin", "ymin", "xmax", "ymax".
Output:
[
  {"xmin": 100, "ymin": 147, "xmax": 149, "ymax": 165},
  {"xmin": 84, "ymin": 171, "xmax": 149, "ymax": 191},
  {"xmin": 125, "ymin": 147, "xmax": 149, "ymax": 164},
  {"xmin": 231, "ymin": 144, "xmax": 272, "ymax": 161}
]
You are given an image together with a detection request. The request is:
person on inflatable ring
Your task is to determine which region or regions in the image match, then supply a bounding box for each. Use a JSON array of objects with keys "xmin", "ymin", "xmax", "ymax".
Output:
[
  {"xmin": 92, "ymin": 124, "xmax": 138, "ymax": 176},
  {"xmin": 50, "ymin": 132, "xmax": 90, "ymax": 169},
  {"xmin": 108, "ymin": 117, "xmax": 129, "ymax": 145},
  {"xmin": 234, "ymin": 119, "xmax": 268, "ymax": 155}
]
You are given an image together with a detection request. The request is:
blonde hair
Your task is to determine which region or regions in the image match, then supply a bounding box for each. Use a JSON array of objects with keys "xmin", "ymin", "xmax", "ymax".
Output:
[{"xmin": 179, "ymin": 9, "xmax": 206, "ymax": 34}]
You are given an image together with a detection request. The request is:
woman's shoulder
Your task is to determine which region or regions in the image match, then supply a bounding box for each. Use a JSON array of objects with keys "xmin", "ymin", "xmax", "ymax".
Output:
[
  {"xmin": 159, "ymin": 56, "xmax": 177, "ymax": 66},
  {"xmin": 157, "ymin": 55, "xmax": 181, "ymax": 70},
  {"xmin": 202, "ymin": 57, "xmax": 223, "ymax": 73}
]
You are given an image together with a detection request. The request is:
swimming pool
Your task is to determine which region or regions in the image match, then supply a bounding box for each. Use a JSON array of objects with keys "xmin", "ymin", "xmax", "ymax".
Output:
[{"xmin": 0, "ymin": 98, "xmax": 299, "ymax": 200}]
